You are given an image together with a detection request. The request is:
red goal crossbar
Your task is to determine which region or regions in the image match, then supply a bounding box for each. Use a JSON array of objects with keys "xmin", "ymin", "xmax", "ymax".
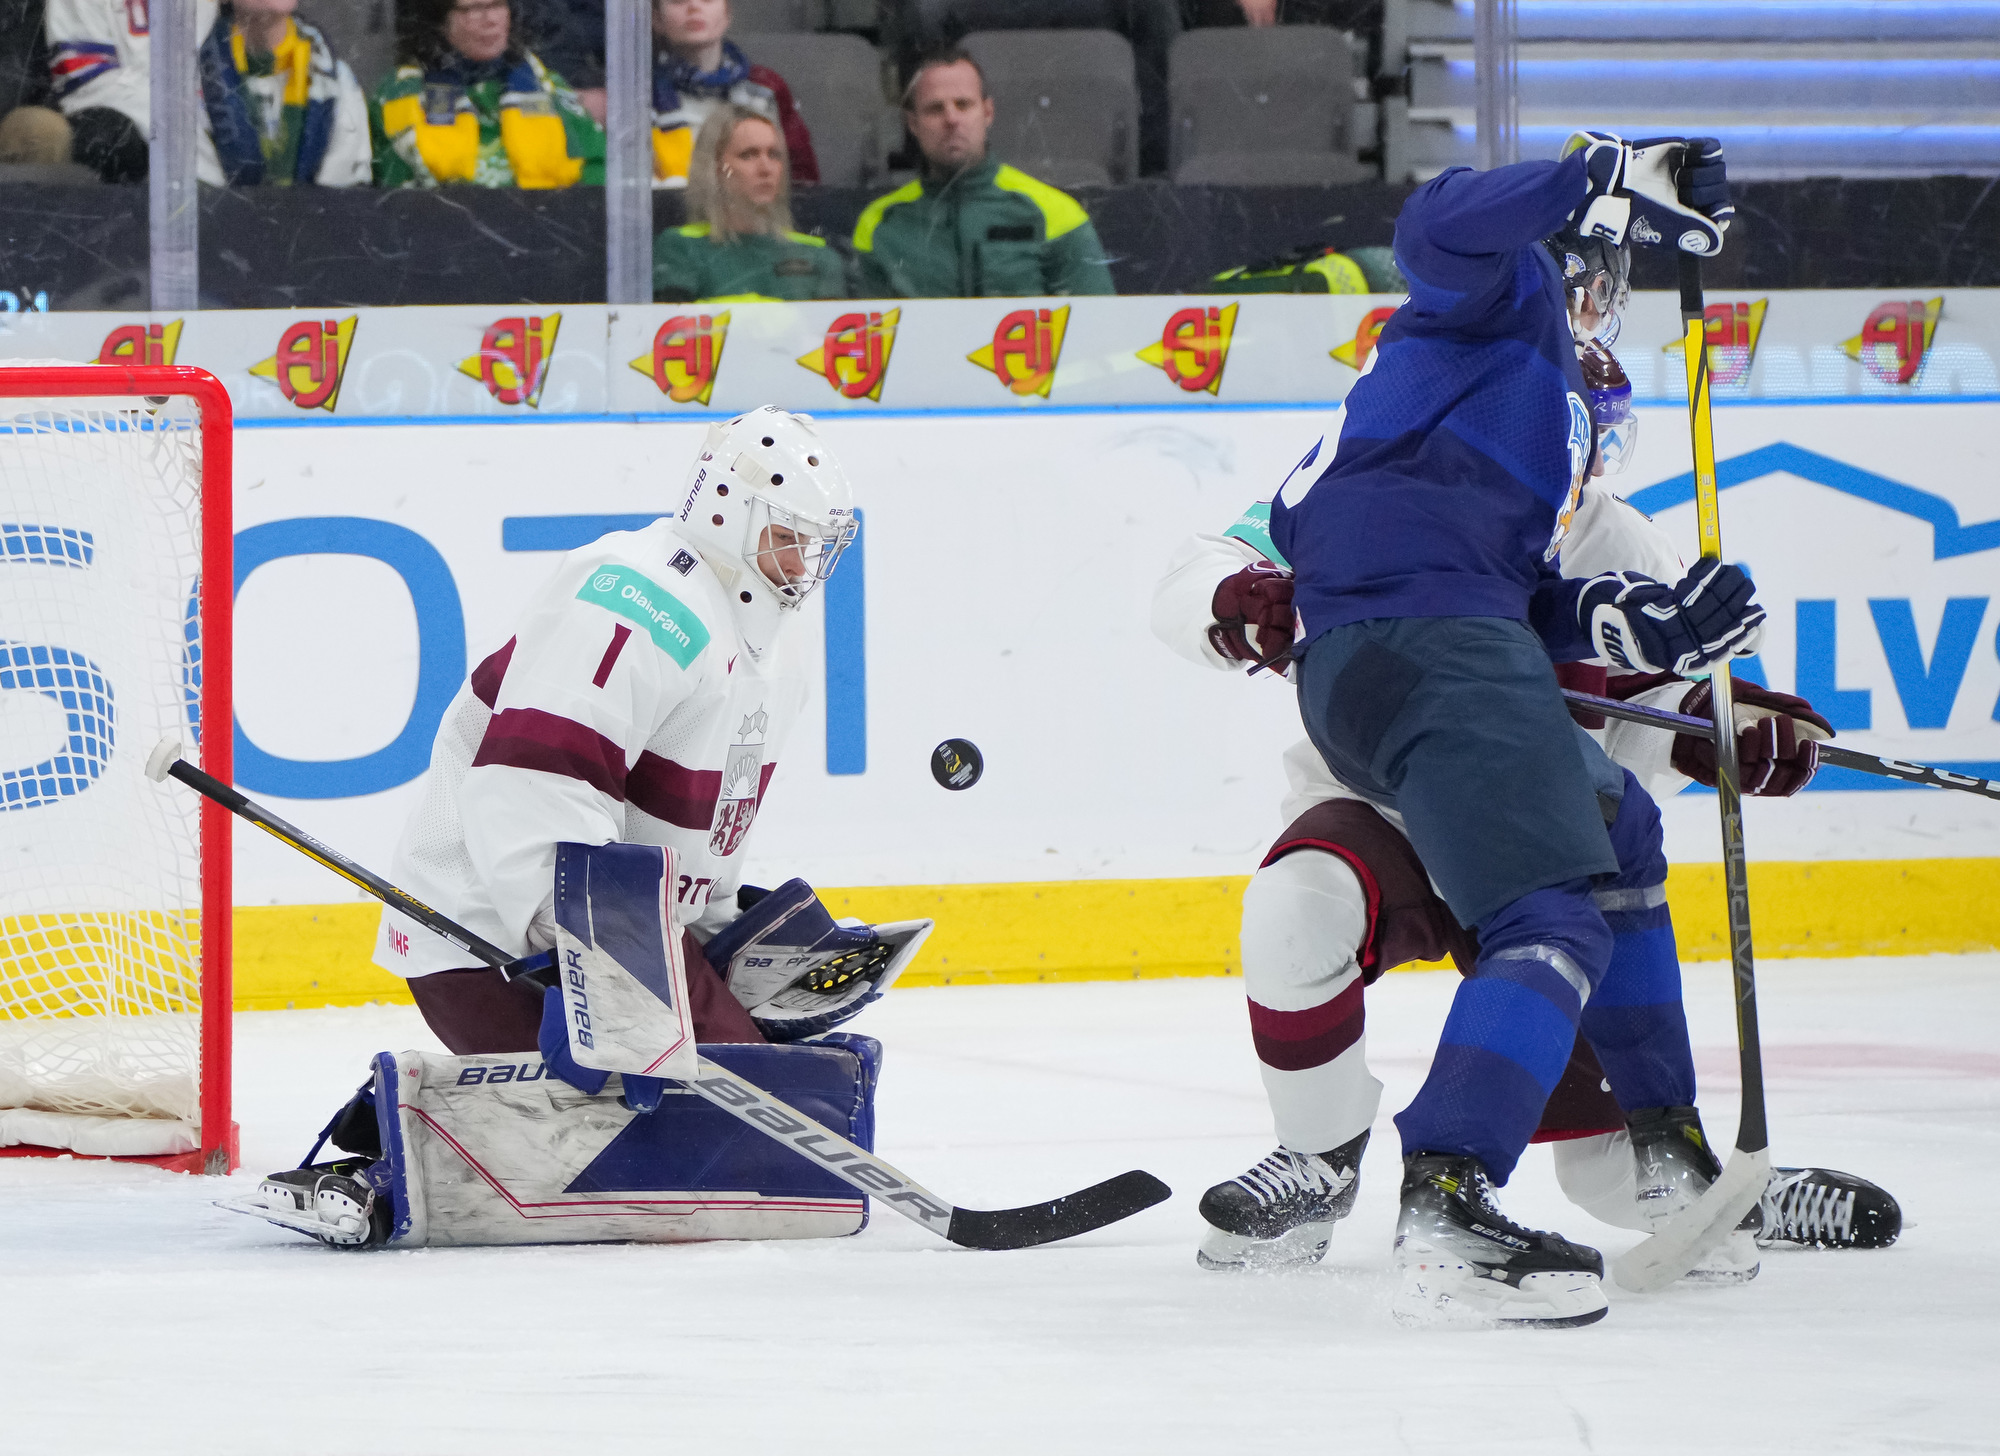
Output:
[{"xmin": 0, "ymin": 365, "xmax": 235, "ymax": 1174}]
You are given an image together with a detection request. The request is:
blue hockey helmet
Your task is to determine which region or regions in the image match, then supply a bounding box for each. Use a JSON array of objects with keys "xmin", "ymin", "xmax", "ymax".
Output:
[{"xmin": 1545, "ymin": 226, "xmax": 1631, "ymax": 345}]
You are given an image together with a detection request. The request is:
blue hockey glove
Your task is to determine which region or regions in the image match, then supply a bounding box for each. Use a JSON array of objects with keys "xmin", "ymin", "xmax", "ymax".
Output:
[
  {"xmin": 1564, "ymin": 131, "xmax": 1733, "ymax": 255},
  {"xmin": 1576, "ymin": 558, "xmax": 1765, "ymax": 676}
]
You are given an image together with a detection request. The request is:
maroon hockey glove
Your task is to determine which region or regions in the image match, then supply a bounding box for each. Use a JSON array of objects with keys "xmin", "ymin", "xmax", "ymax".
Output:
[
  {"xmin": 1209, "ymin": 560, "xmax": 1296, "ymax": 666},
  {"xmin": 1673, "ymin": 680, "xmax": 1834, "ymax": 797}
]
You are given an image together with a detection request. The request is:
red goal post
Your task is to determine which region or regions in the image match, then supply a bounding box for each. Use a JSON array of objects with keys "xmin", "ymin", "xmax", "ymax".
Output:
[{"xmin": 0, "ymin": 364, "xmax": 235, "ymax": 1174}]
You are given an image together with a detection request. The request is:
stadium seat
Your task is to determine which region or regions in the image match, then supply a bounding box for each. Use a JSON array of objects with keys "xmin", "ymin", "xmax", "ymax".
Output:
[
  {"xmin": 736, "ymin": 32, "xmax": 896, "ymax": 186},
  {"xmin": 962, "ymin": 29, "xmax": 1139, "ymax": 188},
  {"xmin": 730, "ymin": 0, "xmax": 824, "ymax": 34},
  {"xmin": 1168, "ymin": 26, "xmax": 1371, "ymax": 186}
]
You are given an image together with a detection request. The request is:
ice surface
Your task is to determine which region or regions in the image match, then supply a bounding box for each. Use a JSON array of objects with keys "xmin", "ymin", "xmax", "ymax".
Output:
[{"xmin": 3, "ymin": 956, "xmax": 1995, "ymax": 1454}]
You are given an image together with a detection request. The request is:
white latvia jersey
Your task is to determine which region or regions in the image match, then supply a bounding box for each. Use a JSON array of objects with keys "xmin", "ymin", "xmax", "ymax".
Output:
[{"xmin": 374, "ymin": 519, "xmax": 806, "ymax": 979}]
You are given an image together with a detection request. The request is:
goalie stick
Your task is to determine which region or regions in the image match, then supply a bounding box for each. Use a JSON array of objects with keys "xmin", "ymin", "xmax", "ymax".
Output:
[
  {"xmin": 145, "ymin": 741, "xmax": 1171, "ymax": 1250},
  {"xmin": 1561, "ymin": 689, "xmax": 2000, "ymax": 803},
  {"xmin": 1611, "ymin": 247, "xmax": 1771, "ymax": 1295}
]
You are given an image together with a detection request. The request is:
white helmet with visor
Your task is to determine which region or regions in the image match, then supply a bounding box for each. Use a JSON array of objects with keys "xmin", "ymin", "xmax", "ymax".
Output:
[{"xmin": 677, "ymin": 406, "xmax": 857, "ymax": 653}]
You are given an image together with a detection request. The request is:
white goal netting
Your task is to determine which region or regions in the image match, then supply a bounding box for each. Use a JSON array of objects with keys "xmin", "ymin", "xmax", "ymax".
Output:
[{"xmin": 0, "ymin": 373, "xmax": 213, "ymax": 1155}]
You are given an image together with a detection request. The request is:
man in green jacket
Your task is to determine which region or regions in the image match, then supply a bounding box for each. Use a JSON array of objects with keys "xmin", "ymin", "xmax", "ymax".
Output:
[{"xmin": 852, "ymin": 50, "xmax": 1116, "ymax": 298}]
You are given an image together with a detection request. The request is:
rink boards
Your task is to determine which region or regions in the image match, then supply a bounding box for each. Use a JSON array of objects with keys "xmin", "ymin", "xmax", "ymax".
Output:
[{"xmin": 3, "ymin": 298, "xmax": 1997, "ymax": 1005}]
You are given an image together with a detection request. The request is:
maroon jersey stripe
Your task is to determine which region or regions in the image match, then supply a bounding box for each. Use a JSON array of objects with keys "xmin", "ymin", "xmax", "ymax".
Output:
[
  {"xmin": 470, "ymin": 636, "xmax": 518, "ymax": 709},
  {"xmin": 628, "ymin": 752, "xmax": 722, "ymax": 830},
  {"xmin": 472, "ymin": 707, "xmax": 628, "ymax": 800},
  {"xmin": 1247, "ymin": 978, "xmax": 1365, "ymax": 1072}
]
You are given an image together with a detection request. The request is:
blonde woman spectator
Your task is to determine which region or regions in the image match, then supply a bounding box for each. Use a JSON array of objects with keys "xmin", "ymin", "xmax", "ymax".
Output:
[
  {"xmin": 651, "ymin": 0, "xmax": 818, "ymax": 188},
  {"xmin": 652, "ymin": 104, "xmax": 846, "ymax": 302},
  {"xmin": 371, "ymin": 0, "xmax": 602, "ymax": 188}
]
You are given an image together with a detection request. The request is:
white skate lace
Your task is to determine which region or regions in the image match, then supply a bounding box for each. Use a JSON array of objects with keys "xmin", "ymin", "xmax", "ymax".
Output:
[
  {"xmin": 1233, "ymin": 1150, "xmax": 1342, "ymax": 1208},
  {"xmin": 1762, "ymin": 1169, "xmax": 1855, "ymax": 1244}
]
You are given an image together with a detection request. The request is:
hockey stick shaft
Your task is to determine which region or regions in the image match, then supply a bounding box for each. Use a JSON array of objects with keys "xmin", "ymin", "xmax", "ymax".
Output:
[
  {"xmin": 149, "ymin": 742, "xmax": 1168, "ymax": 1249},
  {"xmin": 1612, "ymin": 249, "xmax": 1776, "ymax": 1295},
  {"xmin": 1560, "ymin": 688, "xmax": 2000, "ymax": 801},
  {"xmin": 1681, "ymin": 249, "xmax": 1769, "ymax": 1159}
]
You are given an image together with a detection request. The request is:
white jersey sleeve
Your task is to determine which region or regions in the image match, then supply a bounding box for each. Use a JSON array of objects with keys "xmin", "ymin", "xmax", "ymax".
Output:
[{"xmin": 1150, "ymin": 532, "xmax": 1267, "ymax": 671}]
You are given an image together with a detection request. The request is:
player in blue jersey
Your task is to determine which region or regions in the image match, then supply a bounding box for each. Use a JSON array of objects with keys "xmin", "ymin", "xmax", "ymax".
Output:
[{"xmin": 1268, "ymin": 133, "xmax": 1761, "ymax": 1328}]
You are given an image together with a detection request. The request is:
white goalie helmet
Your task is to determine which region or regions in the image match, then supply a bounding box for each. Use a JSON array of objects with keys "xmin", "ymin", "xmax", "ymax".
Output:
[{"xmin": 677, "ymin": 406, "xmax": 857, "ymax": 649}]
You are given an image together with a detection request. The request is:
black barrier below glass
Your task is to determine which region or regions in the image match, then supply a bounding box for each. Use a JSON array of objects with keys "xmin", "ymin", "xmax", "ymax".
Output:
[{"xmin": 2, "ymin": 177, "xmax": 1997, "ymax": 312}]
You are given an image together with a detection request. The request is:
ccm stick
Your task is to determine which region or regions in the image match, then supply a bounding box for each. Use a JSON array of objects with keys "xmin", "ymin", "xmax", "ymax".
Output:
[
  {"xmin": 146, "ymin": 741, "xmax": 1170, "ymax": 1250},
  {"xmin": 1610, "ymin": 247, "xmax": 1773, "ymax": 1294}
]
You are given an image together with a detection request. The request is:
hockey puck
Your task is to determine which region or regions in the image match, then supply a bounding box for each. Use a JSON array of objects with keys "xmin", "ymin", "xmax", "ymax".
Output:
[{"xmin": 931, "ymin": 738, "xmax": 983, "ymax": 791}]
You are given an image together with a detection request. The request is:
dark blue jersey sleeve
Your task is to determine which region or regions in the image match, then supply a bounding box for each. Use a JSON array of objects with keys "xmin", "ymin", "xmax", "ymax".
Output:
[
  {"xmin": 1529, "ymin": 569, "xmax": 1593, "ymax": 662},
  {"xmin": 1393, "ymin": 154, "xmax": 1589, "ymax": 309}
]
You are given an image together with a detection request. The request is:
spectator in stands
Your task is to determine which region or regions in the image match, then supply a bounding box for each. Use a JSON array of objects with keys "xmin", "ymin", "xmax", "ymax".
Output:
[
  {"xmin": 199, "ymin": 0, "xmax": 373, "ymax": 185},
  {"xmin": 651, "ymin": 0, "xmax": 818, "ymax": 188},
  {"xmin": 853, "ymin": 49, "xmax": 1114, "ymax": 298},
  {"xmin": 372, "ymin": 0, "xmax": 604, "ymax": 188},
  {"xmin": 898, "ymin": 0, "xmax": 1178, "ymax": 176},
  {"xmin": 653, "ymin": 104, "xmax": 847, "ymax": 301},
  {"xmin": 41, "ymin": 0, "xmax": 371, "ymax": 184}
]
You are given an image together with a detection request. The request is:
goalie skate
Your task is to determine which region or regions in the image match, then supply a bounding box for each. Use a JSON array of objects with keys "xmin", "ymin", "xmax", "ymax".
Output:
[
  {"xmin": 220, "ymin": 1160, "xmax": 390, "ymax": 1249},
  {"xmin": 1392, "ymin": 1154, "xmax": 1609, "ymax": 1329},
  {"xmin": 1628, "ymin": 1106, "xmax": 1760, "ymax": 1283},
  {"xmin": 1195, "ymin": 1130, "xmax": 1368, "ymax": 1272},
  {"xmin": 1758, "ymin": 1166, "xmax": 1901, "ymax": 1250}
]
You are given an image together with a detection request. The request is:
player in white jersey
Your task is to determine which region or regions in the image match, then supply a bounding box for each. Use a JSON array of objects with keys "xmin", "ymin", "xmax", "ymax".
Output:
[
  {"xmin": 1153, "ymin": 350, "xmax": 1898, "ymax": 1306},
  {"xmin": 374, "ymin": 405, "xmax": 855, "ymax": 1052}
]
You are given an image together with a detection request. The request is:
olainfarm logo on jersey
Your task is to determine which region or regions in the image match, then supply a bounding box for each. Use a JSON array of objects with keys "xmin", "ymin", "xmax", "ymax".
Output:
[
  {"xmin": 1137, "ymin": 304, "xmax": 1239, "ymax": 396},
  {"xmin": 248, "ymin": 316, "xmax": 358, "ymax": 412},
  {"xmin": 969, "ymin": 307, "xmax": 1069, "ymax": 398},
  {"xmin": 1664, "ymin": 299, "xmax": 1768, "ymax": 388},
  {"xmin": 797, "ymin": 309, "xmax": 900, "ymax": 401},
  {"xmin": 1843, "ymin": 297, "xmax": 1943, "ymax": 386},
  {"xmin": 631, "ymin": 313, "xmax": 729, "ymax": 405},
  {"xmin": 98, "ymin": 319, "xmax": 182, "ymax": 367},
  {"xmin": 458, "ymin": 314, "xmax": 561, "ymax": 407},
  {"xmin": 1330, "ymin": 307, "xmax": 1396, "ymax": 372},
  {"xmin": 575, "ymin": 567, "xmax": 712, "ymax": 669}
]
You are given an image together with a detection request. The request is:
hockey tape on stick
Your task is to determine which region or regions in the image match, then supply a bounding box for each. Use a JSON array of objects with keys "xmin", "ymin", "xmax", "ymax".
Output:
[
  {"xmin": 1559, "ymin": 691, "xmax": 2000, "ymax": 803},
  {"xmin": 148, "ymin": 741, "xmax": 1172, "ymax": 1249}
]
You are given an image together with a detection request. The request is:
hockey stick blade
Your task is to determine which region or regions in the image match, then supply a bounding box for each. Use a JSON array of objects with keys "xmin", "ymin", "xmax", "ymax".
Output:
[
  {"xmin": 1611, "ymin": 1145, "xmax": 1770, "ymax": 1293},
  {"xmin": 945, "ymin": 1170, "xmax": 1173, "ymax": 1251}
]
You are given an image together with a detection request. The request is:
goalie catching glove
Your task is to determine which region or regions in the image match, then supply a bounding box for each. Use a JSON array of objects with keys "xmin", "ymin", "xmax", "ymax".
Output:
[
  {"xmin": 1565, "ymin": 131, "xmax": 1733, "ymax": 256},
  {"xmin": 704, "ymin": 880, "xmax": 934, "ymax": 1042},
  {"xmin": 1577, "ymin": 558, "xmax": 1765, "ymax": 677}
]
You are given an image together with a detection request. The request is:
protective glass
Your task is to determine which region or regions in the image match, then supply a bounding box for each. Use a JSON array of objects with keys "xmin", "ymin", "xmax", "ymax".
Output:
[{"xmin": 748, "ymin": 497, "xmax": 856, "ymax": 608}]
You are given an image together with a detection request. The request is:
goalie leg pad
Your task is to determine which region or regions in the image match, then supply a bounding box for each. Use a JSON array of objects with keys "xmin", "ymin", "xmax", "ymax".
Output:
[{"xmin": 383, "ymin": 1035, "xmax": 883, "ymax": 1248}]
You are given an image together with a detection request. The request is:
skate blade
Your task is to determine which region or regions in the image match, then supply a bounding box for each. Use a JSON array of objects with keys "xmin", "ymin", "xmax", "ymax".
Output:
[
  {"xmin": 216, "ymin": 1189, "xmax": 373, "ymax": 1247},
  {"xmin": 1391, "ymin": 1257, "xmax": 1610, "ymax": 1330},
  {"xmin": 1195, "ymin": 1220, "xmax": 1335, "ymax": 1273}
]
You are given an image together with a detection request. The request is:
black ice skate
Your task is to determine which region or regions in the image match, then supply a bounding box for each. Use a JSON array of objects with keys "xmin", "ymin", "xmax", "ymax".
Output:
[
  {"xmin": 1627, "ymin": 1105, "xmax": 1760, "ymax": 1283},
  {"xmin": 1392, "ymin": 1153, "xmax": 1608, "ymax": 1328},
  {"xmin": 1759, "ymin": 1166, "xmax": 1902, "ymax": 1249},
  {"xmin": 1196, "ymin": 1130, "xmax": 1369, "ymax": 1272},
  {"xmin": 220, "ymin": 1158, "xmax": 391, "ymax": 1249}
]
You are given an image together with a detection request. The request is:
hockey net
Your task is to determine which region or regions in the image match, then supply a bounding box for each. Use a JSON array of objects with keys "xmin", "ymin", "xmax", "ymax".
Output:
[{"xmin": 0, "ymin": 363, "xmax": 235, "ymax": 1173}]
